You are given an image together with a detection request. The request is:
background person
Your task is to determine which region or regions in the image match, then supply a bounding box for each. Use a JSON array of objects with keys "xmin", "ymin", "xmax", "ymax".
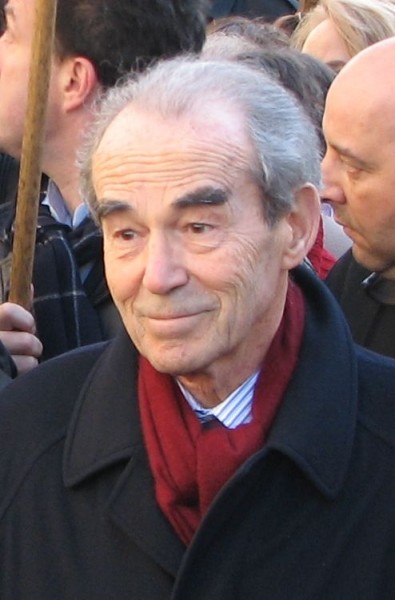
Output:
[
  {"xmin": 291, "ymin": 0, "xmax": 395, "ymax": 72},
  {"xmin": 323, "ymin": 37, "xmax": 395, "ymax": 358}
]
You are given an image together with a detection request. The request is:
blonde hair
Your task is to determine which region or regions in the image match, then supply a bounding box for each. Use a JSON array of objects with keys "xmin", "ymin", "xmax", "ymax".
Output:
[{"xmin": 291, "ymin": 0, "xmax": 395, "ymax": 57}]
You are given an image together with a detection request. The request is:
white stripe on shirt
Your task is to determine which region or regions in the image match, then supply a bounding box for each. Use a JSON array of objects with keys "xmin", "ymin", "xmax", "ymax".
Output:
[{"xmin": 177, "ymin": 370, "xmax": 259, "ymax": 429}]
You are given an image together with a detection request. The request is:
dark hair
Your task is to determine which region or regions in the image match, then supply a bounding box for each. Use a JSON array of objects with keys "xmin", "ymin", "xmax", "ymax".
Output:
[
  {"xmin": 54, "ymin": 0, "xmax": 209, "ymax": 88},
  {"xmin": 234, "ymin": 48, "xmax": 335, "ymax": 154}
]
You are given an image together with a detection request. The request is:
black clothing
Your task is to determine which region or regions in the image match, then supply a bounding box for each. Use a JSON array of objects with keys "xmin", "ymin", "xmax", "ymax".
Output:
[
  {"xmin": 326, "ymin": 249, "xmax": 395, "ymax": 358},
  {"xmin": 0, "ymin": 153, "xmax": 19, "ymax": 206},
  {"xmin": 208, "ymin": 0, "xmax": 298, "ymax": 21},
  {"xmin": 32, "ymin": 205, "xmax": 111, "ymax": 360},
  {"xmin": 0, "ymin": 266, "xmax": 394, "ymax": 598},
  {"xmin": 0, "ymin": 339, "xmax": 15, "ymax": 389},
  {"xmin": 0, "ymin": 194, "xmax": 121, "ymax": 364}
]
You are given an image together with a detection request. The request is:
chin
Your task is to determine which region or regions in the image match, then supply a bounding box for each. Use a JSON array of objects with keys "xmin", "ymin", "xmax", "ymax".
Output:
[
  {"xmin": 352, "ymin": 247, "xmax": 387, "ymax": 273},
  {"xmin": 145, "ymin": 357, "xmax": 197, "ymax": 377},
  {"xmin": 140, "ymin": 344, "xmax": 202, "ymax": 377}
]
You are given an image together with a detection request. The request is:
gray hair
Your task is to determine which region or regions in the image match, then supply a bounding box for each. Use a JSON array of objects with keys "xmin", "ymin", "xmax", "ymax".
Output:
[
  {"xmin": 202, "ymin": 32, "xmax": 261, "ymax": 60},
  {"xmin": 79, "ymin": 56, "xmax": 321, "ymax": 226}
]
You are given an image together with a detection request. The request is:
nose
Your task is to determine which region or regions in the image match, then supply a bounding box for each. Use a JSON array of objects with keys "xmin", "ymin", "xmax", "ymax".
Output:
[
  {"xmin": 321, "ymin": 151, "xmax": 346, "ymax": 206},
  {"xmin": 142, "ymin": 231, "xmax": 188, "ymax": 294}
]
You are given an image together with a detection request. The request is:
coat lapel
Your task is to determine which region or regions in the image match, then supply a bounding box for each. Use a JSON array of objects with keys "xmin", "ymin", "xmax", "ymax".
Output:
[{"xmin": 62, "ymin": 327, "xmax": 185, "ymax": 577}]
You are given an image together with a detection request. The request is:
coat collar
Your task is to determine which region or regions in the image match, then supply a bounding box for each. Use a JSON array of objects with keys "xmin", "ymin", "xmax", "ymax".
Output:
[
  {"xmin": 63, "ymin": 327, "xmax": 186, "ymax": 575},
  {"xmin": 63, "ymin": 327, "xmax": 140, "ymax": 487},
  {"xmin": 265, "ymin": 266, "xmax": 358, "ymax": 499},
  {"xmin": 63, "ymin": 265, "xmax": 358, "ymax": 554}
]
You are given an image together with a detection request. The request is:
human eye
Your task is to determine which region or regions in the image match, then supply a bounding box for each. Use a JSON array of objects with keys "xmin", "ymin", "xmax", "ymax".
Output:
[
  {"xmin": 343, "ymin": 162, "xmax": 358, "ymax": 174},
  {"xmin": 338, "ymin": 151, "xmax": 370, "ymax": 177},
  {"xmin": 182, "ymin": 219, "xmax": 225, "ymax": 252},
  {"xmin": 187, "ymin": 222, "xmax": 214, "ymax": 234},
  {"xmin": 338, "ymin": 157, "xmax": 361, "ymax": 178},
  {"xmin": 105, "ymin": 225, "xmax": 143, "ymax": 255},
  {"xmin": 345, "ymin": 165, "xmax": 362, "ymax": 179},
  {"xmin": 112, "ymin": 228, "xmax": 140, "ymax": 247}
]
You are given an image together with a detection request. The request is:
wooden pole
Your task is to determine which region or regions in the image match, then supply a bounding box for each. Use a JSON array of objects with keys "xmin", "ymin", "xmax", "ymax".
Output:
[{"xmin": 8, "ymin": 0, "xmax": 58, "ymax": 308}]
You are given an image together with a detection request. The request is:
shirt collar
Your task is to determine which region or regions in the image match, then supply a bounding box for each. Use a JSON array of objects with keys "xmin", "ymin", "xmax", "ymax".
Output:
[
  {"xmin": 177, "ymin": 371, "xmax": 259, "ymax": 429},
  {"xmin": 42, "ymin": 179, "xmax": 89, "ymax": 228}
]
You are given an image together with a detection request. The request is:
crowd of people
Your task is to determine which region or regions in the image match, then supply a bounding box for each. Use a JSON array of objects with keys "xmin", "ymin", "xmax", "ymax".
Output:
[{"xmin": 0, "ymin": 0, "xmax": 394, "ymax": 597}]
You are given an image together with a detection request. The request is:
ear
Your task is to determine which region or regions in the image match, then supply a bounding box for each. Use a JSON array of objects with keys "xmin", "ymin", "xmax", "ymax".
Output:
[
  {"xmin": 58, "ymin": 56, "xmax": 99, "ymax": 113},
  {"xmin": 281, "ymin": 183, "xmax": 321, "ymax": 270}
]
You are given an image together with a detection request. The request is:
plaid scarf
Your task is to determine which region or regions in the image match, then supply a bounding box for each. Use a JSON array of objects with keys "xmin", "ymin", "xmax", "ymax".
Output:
[{"xmin": 31, "ymin": 204, "xmax": 110, "ymax": 361}]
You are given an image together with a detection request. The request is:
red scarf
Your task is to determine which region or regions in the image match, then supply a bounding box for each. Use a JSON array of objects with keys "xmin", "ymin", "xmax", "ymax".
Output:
[
  {"xmin": 138, "ymin": 280, "xmax": 305, "ymax": 545},
  {"xmin": 307, "ymin": 216, "xmax": 336, "ymax": 279}
]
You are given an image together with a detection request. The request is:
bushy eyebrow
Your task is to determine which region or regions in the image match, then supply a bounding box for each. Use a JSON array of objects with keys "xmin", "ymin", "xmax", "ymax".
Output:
[
  {"xmin": 96, "ymin": 200, "xmax": 132, "ymax": 220},
  {"xmin": 96, "ymin": 186, "xmax": 228, "ymax": 220},
  {"xmin": 173, "ymin": 187, "xmax": 228, "ymax": 209}
]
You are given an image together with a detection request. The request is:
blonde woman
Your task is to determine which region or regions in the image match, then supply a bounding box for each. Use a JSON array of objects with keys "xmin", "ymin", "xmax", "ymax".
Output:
[{"xmin": 291, "ymin": 0, "xmax": 395, "ymax": 71}]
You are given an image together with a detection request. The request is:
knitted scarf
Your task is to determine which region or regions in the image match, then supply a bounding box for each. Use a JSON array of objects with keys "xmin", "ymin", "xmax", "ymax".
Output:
[{"xmin": 138, "ymin": 279, "xmax": 305, "ymax": 545}]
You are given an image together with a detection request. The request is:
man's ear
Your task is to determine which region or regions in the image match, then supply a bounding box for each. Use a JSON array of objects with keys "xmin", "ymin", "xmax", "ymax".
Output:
[
  {"xmin": 281, "ymin": 183, "xmax": 321, "ymax": 270},
  {"xmin": 59, "ymin": 56, "xmax": 99, "ymax": 112}
]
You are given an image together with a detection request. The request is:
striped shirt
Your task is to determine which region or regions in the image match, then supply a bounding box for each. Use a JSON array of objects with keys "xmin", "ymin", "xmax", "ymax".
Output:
[{"xmin": 177, "ymin": 370, "xmax": 259, "ymax": 429}]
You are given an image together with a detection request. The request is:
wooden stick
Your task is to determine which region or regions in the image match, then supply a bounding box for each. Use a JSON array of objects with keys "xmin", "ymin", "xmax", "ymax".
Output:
[{"xmin": 8, "ymin": 0, "xmax": 58, "ymax": 308}]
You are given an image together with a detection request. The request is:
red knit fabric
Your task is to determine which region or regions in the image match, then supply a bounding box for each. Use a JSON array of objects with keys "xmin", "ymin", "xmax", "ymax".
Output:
[
  {"xmin": 138, "ymin": 280, "xmax": 305, "ymax": 545},
  {"xmin": 308, "ymin": 216, "xmax": 336, "ymax": 279}
]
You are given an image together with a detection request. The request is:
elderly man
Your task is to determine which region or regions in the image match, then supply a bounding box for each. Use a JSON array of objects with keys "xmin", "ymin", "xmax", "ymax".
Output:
[
  {"xmin": 0, "ymin": 58, "xmax": 394, "ymax": 599},
  {"xmin": 323, "ymin": 37, "xmax": 395, "ymax": 358}
]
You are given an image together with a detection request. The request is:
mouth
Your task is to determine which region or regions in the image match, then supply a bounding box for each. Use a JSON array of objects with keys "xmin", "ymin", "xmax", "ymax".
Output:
[
  {"xmin": 142, "ymin": 311, "xmax": 207, "ymax": 339},
  {"xmin": 333, "ymin": 214, "xmax": 349, "ymax": 230},
  {"xmin": 146, "ymin": 310, "xmax": 206, "ymax": 321},
  {"xmin": 338, "ymin": 223, "xmax": 355, "ymax": 242},
  {"xmin": 335, "ymin": 219, "xmax": 346, "ymax": 229}
]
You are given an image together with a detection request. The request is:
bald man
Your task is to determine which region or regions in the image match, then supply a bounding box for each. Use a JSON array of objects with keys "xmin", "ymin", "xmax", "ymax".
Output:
[{"xmin": 323, "ymin": 37, "xmax": 395, "ymax": 359}]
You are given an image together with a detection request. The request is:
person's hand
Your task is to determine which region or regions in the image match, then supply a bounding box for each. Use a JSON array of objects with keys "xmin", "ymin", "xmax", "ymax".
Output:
[{"xmin": 0, "ymin": 302, "xmax": 43, "ymax": 375}]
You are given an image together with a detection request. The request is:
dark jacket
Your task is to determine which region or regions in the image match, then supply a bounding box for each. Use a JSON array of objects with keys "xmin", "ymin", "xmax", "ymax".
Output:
[
  {"xmin": 208, "ymin": 0, "xmax": 298, "ymax": 21},
  {"xmin": 0, "ymin": 189, "xmax": 121, "ymax": 370},
  {"xmin": 0, "ymin": 265, "xmax": 394, "ymax": 599},
  {"xmin": 326, "ymin": 249, "xmax": 395, "ymax": 358}
]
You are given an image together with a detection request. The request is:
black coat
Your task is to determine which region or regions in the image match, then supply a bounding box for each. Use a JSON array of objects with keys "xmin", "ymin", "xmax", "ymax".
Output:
[
  {"xmin": 0, "ymin": 266, "xmax": 395, "ymax": 599},
  {"xmin": 208, "ymin": 0, "xmax": 298, "ymax": 21},
  {"xmin": 326, "ymin": 249, "xmax": 395, "ymax": 358}
]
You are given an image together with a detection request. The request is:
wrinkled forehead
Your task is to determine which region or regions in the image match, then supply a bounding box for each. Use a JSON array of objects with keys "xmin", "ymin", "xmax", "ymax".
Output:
[
  {"xmin": 93, "ymin": 101, "xmax": 258, "ymax": 178},
  {"xmin": 100, "ymin": 100, "xmax": 250, "ymax": 146},
  {"xmin": 91, "ymin": 102, "xmax": 262, "ymax": 208}
]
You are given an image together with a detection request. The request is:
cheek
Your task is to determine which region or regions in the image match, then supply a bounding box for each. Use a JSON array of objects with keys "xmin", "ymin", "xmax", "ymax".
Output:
[
  {"xmin": 212, "ymin": 235, "xmax": 275, "ymax": 304},
  {"xmin": 103, "ymin": 250, "xmax": 139, "ymax": 305},
  {"xmin": 345, "ymin": 184, "xmax": 379, "ymax": 223}
]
